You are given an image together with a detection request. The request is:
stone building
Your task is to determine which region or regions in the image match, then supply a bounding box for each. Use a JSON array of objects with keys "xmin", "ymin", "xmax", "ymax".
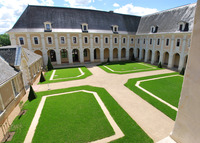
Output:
[
  {"xmin": 7, "ymin": 3, "xmax": 196, "ymax": 71},
  {"xmin": 0, "ymin": 46, "xmax": 42, "ymax": 125}
]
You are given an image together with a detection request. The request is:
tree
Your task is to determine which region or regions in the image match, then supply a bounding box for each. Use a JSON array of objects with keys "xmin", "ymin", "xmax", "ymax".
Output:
[
  {"xmin": 28, "ymin": 86, "xmax": 37, "ymax": 102},
  {"xmin": 158, "ymin": 62, "xmax": 162, "ymax": 68},
  {"xmin": 39, "ymin": 72, "xmax": 46, "ymax": 82},
  {"xmin": 47, "ymin": 57, "xmax": 53, "ymax": 71},
  {"xmin": 0, "ymin": 34, "xmax": 11, "ymax": 46},
  {"xmin": 131, "ymin": 54, "xmax": 135, "ymax": 61},
  {"xmin": 180, "ymin": 67, "xmax": 185, "ymax": 75}
]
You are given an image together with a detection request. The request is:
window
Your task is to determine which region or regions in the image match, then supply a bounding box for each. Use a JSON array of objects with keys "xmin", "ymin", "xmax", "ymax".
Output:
[
  {"xmin": 60, "ymin": 37, "xmax": 65, "ymax": 44},
  {"xmin": 122, "ymin": 38, "xmax": 126, "ymax": 44},
  {"xmin": 179, "ymin": 24, "xmax": 183, "ymax": 31},
  {"xmin": 114, "ymin": 37, "xmax": 118, "ymax": 44},
  {"xmin": 166, "ymin": 39, "xmax": 169, "ymax": 46},
  {"xmin": 157, "ymin": 39, "xmax": 160, "ymax": 45},
  {"xmin": 150, "ymin": 39, "xmax": 152, "ymax": 45},
  {"xmin": 19, "ymin": 37, "xmax": 24, "ymax": 45},
  {"xmin": 47, "ymin": 37, "xmax": 52, "ymax": 44},
  {"xmin": 112, "ymin": 25, "xmax": 118, "ymax": 33},
  {"xmin": 82, "ymin": 23, "xmax": 88, "ymax": 32},
  {"xmin": 84, "ymin": 49, "xmax": 87, "ymax": 57},
  {"xmin": 143, "ymin": 39, "xmax": 145, "ymax": 44},
  {"xmin": 150, "ymin": 26, "xmax": 158, "ymax": 33},
  {"xmin": 73, "ymin": 37, "xmax": 77, "ymax": 44},
  {"xmin": 95, "ymin": 37, "xmax": 99, "ymax": 43},
  {"xmin": 84, "ymin": 37, "xmax": 88, "ymax": 44},
  {"xmin": 34, "ymin": 37, "xmax": 39, "ymax": 45},
  {"xmin": 12, "ymin": 79, "xmax": 18, "ymax": 97},
  {"xmin": 178, "ymin": 21, "xmax": 189, "ymax": 32},
  {"xmin": 176, "ymin": 39, "xmax": 181, "ymax": 47},
  {"xmin": 130, "ymin": 38, "xmax": 134, "ymax": 44},
  {"xmin": 44, "ymin": 21, "xmax": 52, "ymax": 32},
  {"xmin": 105, "ymin": 37, "xmax": 108, "ymax": 44},
  {"xmin": 61, "ymin": 49, "xmax": 67, "ymax": 58},
  {"xmin": 137, "ymin": 39, "xmax": 140, "ymax": 44}
]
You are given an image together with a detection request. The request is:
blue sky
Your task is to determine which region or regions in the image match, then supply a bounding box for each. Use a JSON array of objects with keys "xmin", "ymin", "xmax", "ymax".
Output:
[{"xmin": 0, "ymin": 0, "xmax": 197, "ymax": 34}]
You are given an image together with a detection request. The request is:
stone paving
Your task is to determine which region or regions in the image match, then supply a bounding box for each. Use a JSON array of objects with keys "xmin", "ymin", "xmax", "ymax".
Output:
[{"xmin": 32, "ymin": 63, "xmax": 175, "ymax": 142}]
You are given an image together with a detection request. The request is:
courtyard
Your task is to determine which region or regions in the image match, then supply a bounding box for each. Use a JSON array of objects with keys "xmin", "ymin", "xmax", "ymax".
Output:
[{"xmin": 9, "ymin": 62, "xmax": 182, "ymax": 142}]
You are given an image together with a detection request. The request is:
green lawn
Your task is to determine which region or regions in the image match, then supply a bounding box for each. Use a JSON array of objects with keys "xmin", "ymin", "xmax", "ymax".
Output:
[
  {"xmin": 32, "ymin": 92, "xmax": 114, "ymax": 143},
  {"xmin": 125, "ymin": 73, "xmax": 183, "ymax": 120},
  {"xmin": 98, "ymin": 61, "xmax": 161, "ymax": 74},
  {"xmin": 9, "ymin": 86, "xmax": 153, "ymax": 143},
  {"xmin": 40, "ymin": 66, "xmax": 92, "ymax": 84}
]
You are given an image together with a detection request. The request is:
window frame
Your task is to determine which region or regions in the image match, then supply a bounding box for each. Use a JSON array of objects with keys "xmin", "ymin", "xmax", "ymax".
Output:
[
  {"xmin": 166, "ymin": 38, "xmax": 170, "ymax": 46},
  {"xmin": 33, "ymin": 36, "xmax": 39, "ymax": 45},
  {"xmin": 130, "ymin": 38, "xmax": 134, "ymax": 44},
  {"xmin": 72, "ymin": 36, "xmax": 77, "ymax": 44},
  {"xmin": 149, "ymin": 38, "xmax": 152, "ymax": 45},
  {"xmin": 19, "ymin": 37, "xmax": 25, "ymax": 45},
  {"xmin": 60, "ymin": 36, "xmax": 65, "ymax": 44},
  {"xmin": 114, "ymin": 37, "xmax": 118, "ymax": 44},
  {"xmin": 94, "ymin": 36, "xmax": 99, "ymax": 44},
  {"xmin": 105, "ymin": 37, "xmax": 109, "ymax": 44},
  {"xmin": 157, "ymin": 38, "xmax": 160, "ymax": 45},
  {"xmin": 82, "ymin": 23, "xmax": 88, "ymax": 32},
  {"xmin": 122, "ymin": 37, "xmax": 126, "ymax": 44},
  {"xmin": 176, "ymin": 38, "xmax": 181, "ymax": 47},
  {"xmin": 47, "ymin": 36, "xmax": 53, "ymax": 45}
]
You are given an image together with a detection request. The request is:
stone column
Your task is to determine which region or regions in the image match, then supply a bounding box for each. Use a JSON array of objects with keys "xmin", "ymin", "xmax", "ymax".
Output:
[
  {"xmin": 110, "ymin": 35, "xmax": 113, "ymax": 61},
  {"xmin": 168, "ymin": 35, "xmax": 175, "ymax": 68},
  {"xmin": 170, "ymin": 2, "xmax": 200, "ymax": 142},
  {"xmin": 79, "ymin": 34, "xmax": 84, "ymax": 63},
  {"xmin": 159, "ymin": 35, "xmax": 165, "ymax": 64},
  {"xmin": 9, "ymin": 33, "xmax": 17, "ymax": 45},
  {"xmin": 67, "ymin": 34, "xmax": 73, "ymax": 64},
  {"xmin": 40, "ymin": 33, "xmax": 48, "ymax": 65},
  {"xmin": 100, "ymin": 48, "xmax": 104, "ymax": 62},
  {"xmin": 26, "ymin": 34, "xmax": 32, "ymax": 51},
  {"xmin": 126, "ymin": 35, "xmax": 130, "ymax": 60},
  {"xmin": 118, "ymin": 35, "xmax": 121, "ymax": 61},
  {"xmin": 139, "ymin": 37, "xmax": 143, "ymax": 60},
  {"xmin": 178, "ymin": 35, "xmax": 187, "ymax": 71},
  {"xmin": 90, "ymin": 34, "xmax": 94, "ymax": 62},
  {"xmin": 54, "ymin": 33, "xmax": 61, "ymax": 64},
  {"xmin": 151, "ymin": 37, "xmax": 156, "ymax": 64},
  {"xmin": 144, "ymin": 36, "xmax": 149, "ymax": 62}
]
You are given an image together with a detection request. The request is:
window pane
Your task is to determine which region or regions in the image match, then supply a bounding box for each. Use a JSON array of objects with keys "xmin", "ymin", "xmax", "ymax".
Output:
[
  {"xmin": 73, "ymin": 37, "xmax": 77, "ymax": 43},
  {"xmin": 46, "ymin": 24, "xmax": 50, "ymax": 30},
  {"xmin": 61, "ymin": 37, "xmax": 65, "ymax": 44},
  {"xmin": 48, "ymin": 37, "xmax": 52, "ymax": 44},
  {"xmin": 19, "ymin": 37, "xmax": 24, "ymax": 45},
  {"xmin": 85, "ymin": 37, "xmax": 88, "ymax": 43},
  {"xmin": 34, "ymin": 37, "xmax": 38, "ymax": 44}
]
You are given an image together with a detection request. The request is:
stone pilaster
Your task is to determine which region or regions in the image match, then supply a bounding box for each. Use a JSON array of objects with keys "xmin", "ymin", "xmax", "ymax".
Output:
[{"xmin": 54, "ymin": 33, "xmax": 61, "ymax": 64}]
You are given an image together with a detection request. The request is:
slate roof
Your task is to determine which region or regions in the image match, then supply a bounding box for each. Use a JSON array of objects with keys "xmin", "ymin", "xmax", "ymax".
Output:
[
  {"xmin": 23, "ymin": 48, "xmax": 41, "ymax": 66},
  {"xmin": 137, "ymin": 3, "xmax": 196, "ymax": 34},
  {"xmin": 0, "ymin": 57, "xmax": 19, "ymax": 86},
  {"xmin": 10, "ymin": 5, "xmax": 141, "ymax": 34},
  {"xmin": 0, "ymin": 46, "xmax": 17, "ymax": 66}
]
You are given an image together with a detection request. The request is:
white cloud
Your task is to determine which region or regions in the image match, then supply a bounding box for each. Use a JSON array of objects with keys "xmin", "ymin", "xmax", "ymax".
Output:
[
  {"xmin": 113, "ymin": 3, "xmax": 120, "ymax": 7},
  {"xmin": 64, "ymin": 0, "xmax": 91, "ymax": 6},
  {"xmin": 114, "ymin": 3, "xmax": 158, "ymax": 16},
  {"xmin": 0, "ymin": 0, "xmax": 54, "ymax": 34}
]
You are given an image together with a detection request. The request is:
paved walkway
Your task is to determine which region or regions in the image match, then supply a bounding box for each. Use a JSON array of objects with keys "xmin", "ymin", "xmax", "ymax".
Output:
[{"xmin": 33, "ymin": 63, "xmax": 175, "ymax": 142}]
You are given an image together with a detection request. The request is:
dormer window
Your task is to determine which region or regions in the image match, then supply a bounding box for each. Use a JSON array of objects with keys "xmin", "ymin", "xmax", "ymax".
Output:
[
  {"xmin": 112, "ymin": 25, "xmax": 118, "ymax": 33},
  {"xmin": 178, "ymin": 21, "xmax": 189, "ymax": 32},
  {"xmin": 44, "ymin": 21, "xmax": 52, "ymax": 32},
  {"xmin": 82, "ymin": 23, "xmax": 88, "ymax": 32},
  {"xmin": 150, "ymin": 25, "xmax": 158, "ymax": 33}
]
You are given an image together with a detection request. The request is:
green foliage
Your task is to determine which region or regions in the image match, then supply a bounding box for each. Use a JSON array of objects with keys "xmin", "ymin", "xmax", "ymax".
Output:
[
  {"xmin": 158, "ymin": 62, "xmax": 162, "ymax": 68},
  {"xmin": 47, "ymin": 57, "xmax": 53, "ymax": 71},
  {"xmin": 107, "ymin": 58, "xmax": 110, "ymax": 63},
  {"xmin": 180, "ymin": 67, "xmax": 185, "ymax": 75},
  {"xmin": 131, "ymin": 54, "xmax": 135, "ymax": 61},
  {"xmin": 39, "ymin": 72, "xmax": 46, "ymax": 82},
  {"xmin": 28, "ymin": 86, "xmax": 37, "ymax": 102},
  {"xmin": 0, "ymin": 34, "xmax": 11, "ymax": 46}
]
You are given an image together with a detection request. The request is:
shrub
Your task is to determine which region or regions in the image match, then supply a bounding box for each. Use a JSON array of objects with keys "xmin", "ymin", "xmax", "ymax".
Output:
[
  {"xmin": 39, "ymin": 72, "xmax": 46, "ymax": 82},
  {"xmin": 28, "ymin": 86, "xmax": 37, "ymax": 102},
  {"xmin": 47, "ymin": 57, "xmax": 53, "ymax": 71},
  {"xmin": 180, "ymin": 67, "xmax": 185, "ymax": 75},
  {"xmin": 131, "ymin": 54, "xmax": 135, "ymax": 61},
  {"xmin": 158, "ymin": 62, "xmax": 162, "ymax": 68},
  {"xmin": 107, "ymin": 58, "xmax": 110, "ymax": 63}
]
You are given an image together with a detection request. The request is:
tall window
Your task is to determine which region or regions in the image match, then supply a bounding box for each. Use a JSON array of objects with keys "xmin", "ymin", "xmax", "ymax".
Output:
[
  {"xmin": 33, "ymin": 37, "xmax": 39, "ymax": 45},
  {"xmin": 47, "ymin": 37, "xmax": 52, "ymax": 44},
  {"xmin": 179, "ymin": 24, "xmax": 183, "ymax": 31},
  {"xmin": 114, "ymin": 37, "xmax": 118, "ymax": 44},
  {"xmin": 166, "ymin": 39, "xmax": 169, "ymax": 46},
  {"xmin": 46, "ymin": 24, "xmax": 50, "ymax": 30},
  {"xmin": 176, "ymin": 39, "xmax": 181, "ymax": 47},
  {"xmin": 130, "ymin": 38, "xmax": 134, "ymax": 44},
  {"xmin": 95, "ymin": 37, "xmax": 99, "ymax": 43},
  {"xmin": 157, "ymin": 39, "xmax": 160, "ymax": 45},
  {"xmin": 123, "ymin": 38, "xmax": 126, "ymax": 44},
  {"xmin": 137, "ymin": 39, "xmax": 140, "ymax": 44},
  {"xmin": 60, "ymin": 37, "xmax": 65, "ymax": 44},
  {"xmin": 84, "ymin": 49, "xmax": 87, "ymax": 57},
  {"xmin": 84, "ymin": 37, "xmax": 88, "ymax": 44},
  {"xmin": 149, "ymin": 39, "xmax": 152, "ymax": 45},
  {"xmin": 143, "ymin": 39, "xmax": 145, "ymax": 44},
  {"xmin": 105, "ymin": 37, "xmax": 108, "ymax": 44},
  {"xmin": 73, "ymin": 37, "xmax": 77, "ymax": 44},
  {"xmin": 19, "ymin": 37, "xmax": 24, "ymax": 45},
  {"xmin": 83, "ymin": 25, "xmax": 87, "ymax": 31}
]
